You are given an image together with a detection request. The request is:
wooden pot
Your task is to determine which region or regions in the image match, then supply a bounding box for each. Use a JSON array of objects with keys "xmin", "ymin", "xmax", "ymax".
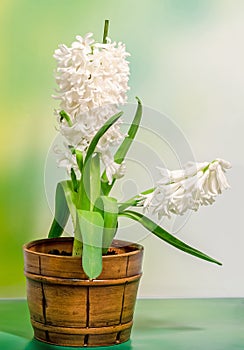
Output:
[{"xmin": 23, "ymin": 237, "xmax": 143, "ymax": 347}]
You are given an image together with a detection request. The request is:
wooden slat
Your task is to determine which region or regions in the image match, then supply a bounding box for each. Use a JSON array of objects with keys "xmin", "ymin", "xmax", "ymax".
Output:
[
  {"xmin": 43, "ymin": 284, "xmax": 87, "ymax": 327},
  {"xmin": 89, "ymin": 285, "xmax": 124, "ymax": 327},
  {"xmin": 26, "ymin": 279, "xmax": 45, "ymax": 323},
  {"xmin": 31, "ymin": 319, "xmax": 133, "ymax": 334},
  {"xmin": 121, "ymin": 280, "xmax": 140, "ymax": 324},
  {"xmin": 25, "ymin": 271, "xmax": 141, "ymax": 286}
]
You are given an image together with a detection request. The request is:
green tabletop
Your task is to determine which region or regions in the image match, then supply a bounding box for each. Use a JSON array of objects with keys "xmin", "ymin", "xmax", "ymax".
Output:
[{"xmin": 0, "ymin": 298, "xmax": 243, "ymax": 349}]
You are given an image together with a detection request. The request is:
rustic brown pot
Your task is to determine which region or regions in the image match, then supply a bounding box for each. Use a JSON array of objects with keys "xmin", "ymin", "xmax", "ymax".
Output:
[{"xmin": 23, "ymin": 237, "xmax": 143, "ymax": 347}]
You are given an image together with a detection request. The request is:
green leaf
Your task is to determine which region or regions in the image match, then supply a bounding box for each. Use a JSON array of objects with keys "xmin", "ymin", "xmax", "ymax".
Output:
[
  {"xmin": 90, "ymin": 154, "xmax": 101, "ymax": 209},
  {"xmin": 60, "ymin": 180, "xmax": 78, "ymax": 227},
  {"xmin": 94, "ymin": 196, "xmax": 118, "ymax": 254},
  {"xmin": 78, "ymin": 153, "xmax": 101, "ymax": 210},
  {"xmin": 71, "ymin": 168, "xmax": 78, "ymax": 192},
  {"xmin": 77, "ymin": 210, "xmax": 104, "ymax": 280},
  {"xmin": 48, "ymin": 182, "xmax": 70, "ymax": 238},
  {"xmin": 75, "ymin": 150, "xmax": 83, "ymax": 173},
  {"xmin": 120, "ymin": 210, "xmax": 222, "ymax": 266},
  {"xmin": 78, "ymin": 111, "xmax": 122, "ymax": 210},
  {"xmin": 114, "ymin": 97, "xmax": 142, "ymax": 164},
  {"xmin": 84, "ymin": 111, "xmax": 123, "ymax": 166},
  {"xmin": 102, "ymin": 97, "xmax": 142, "ymax": 195},
  {"xmin": 78, "ymin": 159, "xmax": 91, "ymax": 211}
]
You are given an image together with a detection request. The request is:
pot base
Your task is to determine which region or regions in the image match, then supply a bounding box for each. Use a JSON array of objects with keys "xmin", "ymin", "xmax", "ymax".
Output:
[{"xmin": 33, "ymin": 320, "xmax": 132, "ymax": 347}]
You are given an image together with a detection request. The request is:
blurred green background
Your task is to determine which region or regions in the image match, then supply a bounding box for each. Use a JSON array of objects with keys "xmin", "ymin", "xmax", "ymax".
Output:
[{"xmin": 0, "ymin": 0, "xmax": 243, "ymax": 297}]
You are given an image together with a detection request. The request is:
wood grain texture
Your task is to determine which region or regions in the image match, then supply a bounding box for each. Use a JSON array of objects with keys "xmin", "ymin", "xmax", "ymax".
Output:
[{"xmin": 23, "ymin": 237, "xmax": 143, "ymax": 347}]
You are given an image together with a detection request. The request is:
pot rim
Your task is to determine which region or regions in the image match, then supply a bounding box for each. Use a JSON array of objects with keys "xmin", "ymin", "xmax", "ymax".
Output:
[{"xmin": 23, "ymin": 237, "xmax": 143, "ymax": 259}]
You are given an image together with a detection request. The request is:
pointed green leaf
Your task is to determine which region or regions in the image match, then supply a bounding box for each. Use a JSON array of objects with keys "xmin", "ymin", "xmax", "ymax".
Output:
[
  {"xmin": 114, "ymin": 97, "xmax": 142, "ymax": 164},
  {"xmin": 84, "ymin": 111, "xmax": 123, "ymax": 165},
  {"xmin": 77, "ymin": 210, "xmax": 104, "ymax": 280},
  {"xmin": 78, "ymin": 111, "xmax": 122, "ymax": 210},
  {"xmin": 94, "ymin": 196, "xmax": 118, "ymax": 254},
  {"xmin": 48, "ymin": 182, "xmax": 70, "ymax": 238},
  {"xmin": 120, "ymin": 210, "xmax": 222, "ymax": 266},
  {"xmin": 102, "ymin": 97, "xmax": 142, "ymax": 195}
]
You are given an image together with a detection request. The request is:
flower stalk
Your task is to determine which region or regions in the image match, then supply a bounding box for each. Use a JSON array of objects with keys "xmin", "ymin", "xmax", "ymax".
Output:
[{"xmin": 103, "ymin": 19, "xmax": 109, "ymax": 43}]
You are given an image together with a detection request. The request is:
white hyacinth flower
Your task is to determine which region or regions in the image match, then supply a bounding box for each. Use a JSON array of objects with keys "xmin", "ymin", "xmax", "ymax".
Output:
[
  {"xmin": 54, "ymin": 143, "xmax": 79, "ymax": 175},
  {"xmin": 101, "ymin": 151, "xmax": 126, "ymax": 185},
  {"xmin": 138, "ymin": 159, "xmax": 231, "ymax": 219},
  {"xmin": 53, "ymin": 33, "xmax": 130, "ymax": 180}
]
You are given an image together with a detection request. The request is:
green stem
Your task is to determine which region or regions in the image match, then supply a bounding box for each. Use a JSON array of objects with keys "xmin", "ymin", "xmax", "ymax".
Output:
[
  {"xmin": 72, "ymin": 221, "xmax": 83, "ymax": 256},
  {"xmin": 118, "ymin": 187, "xmax": 155, "ymax": 213},
  {"xmin": 72, "ymin": 237, "xmax": 83, "ymax": 256},
  {"xmin": 103, "ymin": 20, "xmax": 109, "ymax": 43}
]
